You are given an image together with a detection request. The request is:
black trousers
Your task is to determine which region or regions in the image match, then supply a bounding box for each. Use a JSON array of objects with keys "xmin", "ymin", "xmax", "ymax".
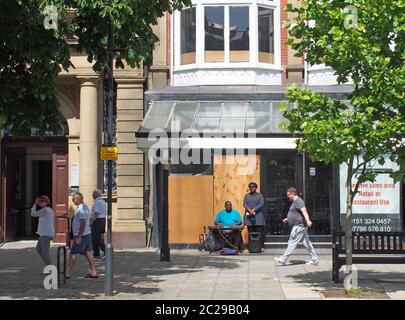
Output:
[
  {"xmin": 248, "ymin": 225, "xmax": 266, "ymax": 249},
  {"xmin": 91, "ymin": 218, "xmax": 106, "ymax": 256}
]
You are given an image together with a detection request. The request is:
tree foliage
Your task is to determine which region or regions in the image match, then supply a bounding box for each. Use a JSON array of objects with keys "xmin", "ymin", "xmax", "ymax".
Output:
[
  {"xmin": 0, "ymin": 0, "xmax": 191, "ymax": 136},
  {"xmin": 283, "ymin": 0, "xmax": 404, "ymax": 287},
  {"xmin": 285, "ymin": 0, "xmax": 405, "ymax": 177}
]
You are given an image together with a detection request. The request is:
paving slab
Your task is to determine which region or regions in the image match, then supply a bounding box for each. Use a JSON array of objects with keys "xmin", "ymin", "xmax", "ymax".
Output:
[{"xmin": 1, "ymin": 243, "xmax": 405, "ymax": 300}]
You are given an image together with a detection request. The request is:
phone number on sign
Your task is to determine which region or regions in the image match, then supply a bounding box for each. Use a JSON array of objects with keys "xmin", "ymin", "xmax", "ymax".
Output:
[
  {"xmin": 352, "ymin": 226, "xmax": 392, "ymax": 232},
  {"xmin": 353, "ymin": 218, "xmax": 391, "ymax": 225},
  {"xmin": 352, "ymin": 218, "xmax": 393, "ymax": 232}
]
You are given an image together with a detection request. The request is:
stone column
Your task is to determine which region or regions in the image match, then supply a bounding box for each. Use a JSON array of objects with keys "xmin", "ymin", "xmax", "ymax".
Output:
[
  {"xmin": 114, "ymin": 75, "xmax": 145, "ymax": 248},
  {"xmin": 79, "ymin": 79, "xmax": 99, "ymax": 206}
]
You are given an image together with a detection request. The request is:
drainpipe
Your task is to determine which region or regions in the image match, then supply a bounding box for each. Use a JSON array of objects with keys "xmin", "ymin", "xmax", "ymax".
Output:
[{"xmin": 143, "ymin": 52, "xmax": 152, "ymax": 247}]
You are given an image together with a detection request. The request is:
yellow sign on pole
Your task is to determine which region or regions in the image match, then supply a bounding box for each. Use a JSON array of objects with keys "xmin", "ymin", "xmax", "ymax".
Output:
[{"xmin": 101, "ymin": 146, "xmax": 118, "ymax": 160}]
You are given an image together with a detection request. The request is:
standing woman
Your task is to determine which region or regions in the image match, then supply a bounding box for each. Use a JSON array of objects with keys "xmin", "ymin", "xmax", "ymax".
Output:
[
  {"xmin": 243, "ymin": 182, "xmax": 266, "ymax": 250},
  {"xmin": 31, "ymin": 195, "xmax": 55, "ymax": 267}
]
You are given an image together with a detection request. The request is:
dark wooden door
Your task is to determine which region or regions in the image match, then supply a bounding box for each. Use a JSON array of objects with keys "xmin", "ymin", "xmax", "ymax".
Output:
[
  {"xmin": 52, "ymin": 148, "xmax": 69, "ymax": 244},
  {"xmin": 3, "ymin": 151, "xmax": 26, "ymax": 241}
]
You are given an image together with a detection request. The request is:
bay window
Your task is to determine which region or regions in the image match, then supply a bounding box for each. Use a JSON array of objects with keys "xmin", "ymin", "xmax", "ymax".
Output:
[
  {"xmin": 258, "ymin": 6, "xmax": 274, "ymax": 64},
  {"xmin": 230, "ymin": 6, "xmax": 250, "ymax": 62},
  {"xmin": 174, "ymin": 1, "xmax": 281, "ymax": 85},
  {"xmin": 204, "ymin": 6, "xmax": 225, "ymax": 62},
  {"xmin": 181, "ymin": 7, "xmax": 196, "ymax": 65}
]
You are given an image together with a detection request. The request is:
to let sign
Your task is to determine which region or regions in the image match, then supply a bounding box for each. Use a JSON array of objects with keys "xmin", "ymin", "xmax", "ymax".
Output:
[
  {"xmin": 101, "ymin": 146, "xmax": 118, "ymax": 160},
  {"xmin": 339, "ymin": 155, "xmax": 401, "ymax": 232}
]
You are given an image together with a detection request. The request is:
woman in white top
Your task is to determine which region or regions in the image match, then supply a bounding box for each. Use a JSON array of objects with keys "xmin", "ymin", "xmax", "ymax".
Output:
[{"xmin": 31, "ymin": 195, "xmax": 55, "ymax": 266}]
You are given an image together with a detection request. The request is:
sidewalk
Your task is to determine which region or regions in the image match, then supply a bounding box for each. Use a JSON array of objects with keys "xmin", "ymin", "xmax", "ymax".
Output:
[{"xmin": 1, "ymin": 241, "xmax": 405, "ymax": 300}]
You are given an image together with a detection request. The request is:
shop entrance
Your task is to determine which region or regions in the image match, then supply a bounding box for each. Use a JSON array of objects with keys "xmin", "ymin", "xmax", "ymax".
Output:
[
  {"xmin": 1, "ymin": 139, "xmax": 69, "ymax": 243},
  {"xmin": 261, "ymin": 150, "xmax": 334, "ymax": 238},
  {"xmin": 30, "ymin": 160, "xmax": 53, "ymax": 236}
]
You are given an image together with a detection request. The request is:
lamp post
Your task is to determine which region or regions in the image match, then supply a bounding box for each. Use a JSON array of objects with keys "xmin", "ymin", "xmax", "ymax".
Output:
[
  {"xmin": 105, "ymin": 18, "xmax": 114, "ymax": 296},
  {"xmin": 160, "ymin": 162, "xmax": 170, "ymax": 262}
]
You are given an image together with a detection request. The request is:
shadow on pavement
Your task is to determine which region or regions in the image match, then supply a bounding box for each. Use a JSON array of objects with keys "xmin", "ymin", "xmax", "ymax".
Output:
[
  {"xmin": 285, "ymin": 266, "xmax": 405, "ymax": 294},
  {"xmin": 0, "ymin": 248, "xmax": 240, "ymax": 299}
]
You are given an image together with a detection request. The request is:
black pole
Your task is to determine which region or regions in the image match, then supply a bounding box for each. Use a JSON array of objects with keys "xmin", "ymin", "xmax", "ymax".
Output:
[
  {"xmin": 159, "ymin": 163, "xmax": 170, "ymax": 261},
  {"xmin": 105, "ymin": 18, "xmax": 114, "ymax": 296}
]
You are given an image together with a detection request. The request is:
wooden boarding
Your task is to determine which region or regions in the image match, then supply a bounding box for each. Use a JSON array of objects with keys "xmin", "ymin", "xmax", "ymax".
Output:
[
  {"xmin": 230, "ymin": 51, "xmax": 249, "ymax": 62},
  {"xmin": 259, "ymin": 52, "xmax": 274, "ymax": 64},
  {"xmin": 168, "ymin": 176, "xmax": 214, "ymax": 244},
  {"xmin": 205, "ymin": 50, "xmax": 225, "ymax": 62},
  {"xmin": 213, "ymin": 155, "xmax": 261, "ymax": 244},
  {"xmin": 181, "ymin": 52, "xmax": 196, "ymax": 65}
]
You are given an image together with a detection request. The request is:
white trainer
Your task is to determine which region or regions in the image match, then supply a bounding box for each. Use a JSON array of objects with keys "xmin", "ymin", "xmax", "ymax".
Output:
[
  {"xmin": 305, "ymin": 260, "xmax": 319, "ymax": 266},
  {"xmin": 274, "ymin": 257, "xmax": 287, "ymax": 265}
]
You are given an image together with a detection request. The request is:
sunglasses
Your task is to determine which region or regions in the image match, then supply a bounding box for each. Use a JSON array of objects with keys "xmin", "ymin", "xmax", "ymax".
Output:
[{"xmin": 249, "ymin": 185, "xmax": 257, "ymax": 188}]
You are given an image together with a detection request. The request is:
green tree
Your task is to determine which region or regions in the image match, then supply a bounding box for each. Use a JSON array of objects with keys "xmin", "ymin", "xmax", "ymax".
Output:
[
  {"xmin": 0, "ymin": 0, "xmax": 191, "ymax": 136},
  {"xmin": 282, "ymin": 0, "xmax": 405, "ymax": 287}
]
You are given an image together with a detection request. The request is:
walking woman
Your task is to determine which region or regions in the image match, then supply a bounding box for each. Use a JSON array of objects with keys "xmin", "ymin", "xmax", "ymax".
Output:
[{"xmin": 31, "ymin": 195, "xmax": 55, "ymax": 267}]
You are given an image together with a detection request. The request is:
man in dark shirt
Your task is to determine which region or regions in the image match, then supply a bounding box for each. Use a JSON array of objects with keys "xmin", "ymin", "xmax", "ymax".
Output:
[{"xmin": 274, "ymin": 187, "xmax": 319, "ymax": 265}]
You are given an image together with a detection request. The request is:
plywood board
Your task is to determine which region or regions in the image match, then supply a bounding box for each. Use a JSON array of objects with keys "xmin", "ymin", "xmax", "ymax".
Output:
[
  {"xmin": 213, "ymin": 155, "xmax": 261, "ymax": 243},
  {"xmin": 168, "ymin": 176, "xmax": 214, "ymax": 244},
  {"xmin": 259, "ymin": 52, "xmax": 275, "ymax": 64},
  {"xmin": 230, "ymin": 50, "xmax": 249, "ymax": 62},
  {"xmin": 181, "ymin": 52, "xmax": 196, "ymax": 65},
  {"xmin": 205, "ymin": 50, "xmax": 225, "ymax": 62}
]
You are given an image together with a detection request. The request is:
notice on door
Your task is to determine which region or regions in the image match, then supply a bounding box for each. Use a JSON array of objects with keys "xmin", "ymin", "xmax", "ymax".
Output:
[
  {"xmin": 70, "ymin": 163, "xmax": 79, "ymax": 187},
  {"xmin": 339, "ymin": 156, "xmax": 401, "ymax": 232}
]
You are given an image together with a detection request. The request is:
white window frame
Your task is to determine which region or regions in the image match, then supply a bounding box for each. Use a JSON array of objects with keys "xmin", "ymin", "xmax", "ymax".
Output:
[{"xmin": 173, "ymin": 0, "xmax": 281, "ymax": 72}]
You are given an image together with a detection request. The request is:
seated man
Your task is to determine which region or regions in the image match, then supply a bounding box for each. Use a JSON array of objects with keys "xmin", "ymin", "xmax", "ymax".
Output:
[{"xmin": 213, "ymin": 201, "xmax": 243, "ymax": 251}]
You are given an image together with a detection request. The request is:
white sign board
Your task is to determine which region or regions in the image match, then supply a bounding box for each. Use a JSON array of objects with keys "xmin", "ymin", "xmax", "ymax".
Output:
[
  {"xmin": 70, "ymin": 163, "xmax": 79, "ymax": 187},
  {"xmin": 339, "ymin": 155, "xmax": 401, "ymax": 231}
]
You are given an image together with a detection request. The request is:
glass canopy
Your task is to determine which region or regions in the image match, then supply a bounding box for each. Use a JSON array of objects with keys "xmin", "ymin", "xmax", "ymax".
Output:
[{"xmin": 139, "ymin": 101, "xmax": 290, "ymax": 134}]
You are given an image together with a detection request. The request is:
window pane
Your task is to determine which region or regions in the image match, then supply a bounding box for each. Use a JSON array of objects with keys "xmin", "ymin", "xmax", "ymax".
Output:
[
  {"xmin": 148, "ymin": 101, "xmax": 174, "ymax": 117},
  {"xmin": 142, "ymin": 117, "xmax": 170, "ymax": 131},
  {"xmin": 271, "ymin": 102, "xmax": 284, "ymax": 117},
  {"xmin": 197, "ymin": 102, "xmax": 222, "ymax": 117},
  {"xmin": 219, "ymin": 118, "xmax": 245, "ymax": 130},
  {"xmin": 181, "ymin": 8, "xmax": 196, "ymax": 65},
  {"xmin": 222, "ymin": 102, "xmax": 246, "ymax": 118},
  {"xmin": 193, "ymin": 117, "xmax": 220, "ymax": 131},
  {"xmin": 305, "ymin": 160, "xmax": 333, "ymax": 235},
  {"xmin": 246, "ymin": 118, "xmax": 271, "ymax": 133},
  {"xmin": 170, "ymin": 102, "xmax": 198, "ymax": 130},
  {"xmin": 205, "ymin": 6, "xmax": 224, "ymax": 62},
  {"xmin": 230, "ymin": 6, "xmax": 249, "ymax": 62},
  {"xmin": 247, "ymin": 102, "xmax": 270, "ymax": 117},
  {"xmin": 258, "ymin": 7, "xmax": 274, "ymax": 64}
]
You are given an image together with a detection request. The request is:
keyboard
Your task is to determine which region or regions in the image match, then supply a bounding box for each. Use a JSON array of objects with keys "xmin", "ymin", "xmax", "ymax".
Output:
[{"xmin": 208, "ymin": 225, "xmax": 244, "ymax": 230}]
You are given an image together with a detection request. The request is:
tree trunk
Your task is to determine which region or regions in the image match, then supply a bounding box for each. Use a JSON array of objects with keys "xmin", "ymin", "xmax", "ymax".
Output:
[
  {"xmin": 345, "ymin": 160, "xmax": 354, "ymax": 289},
  {"xmin": 345, "ymin": 193, "xmax": 353, "ymax": 287}
]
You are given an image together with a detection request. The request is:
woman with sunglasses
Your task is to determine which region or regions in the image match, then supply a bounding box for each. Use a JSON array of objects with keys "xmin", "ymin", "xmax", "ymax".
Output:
[
  {"xmin": 31, "ymin": 195, "xmax": 55, "ymax": 268},
  {"xmin": 243, "ymin": 182, "xmax": 266, "ymax": 251}
]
